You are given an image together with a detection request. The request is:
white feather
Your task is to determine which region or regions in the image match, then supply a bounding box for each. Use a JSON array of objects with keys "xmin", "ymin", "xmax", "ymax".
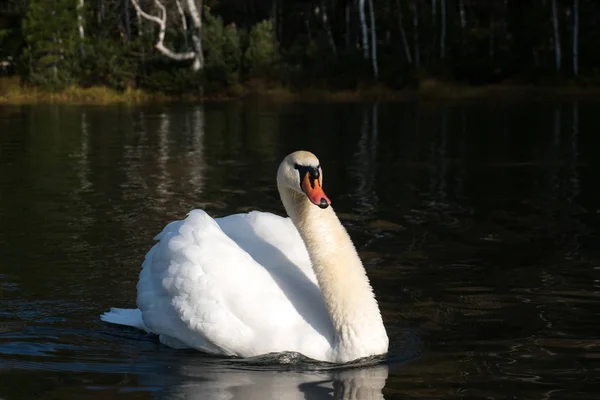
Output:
[{"xmin": 101, "ymin": 151, "xmax": 388, "ymax": 363}]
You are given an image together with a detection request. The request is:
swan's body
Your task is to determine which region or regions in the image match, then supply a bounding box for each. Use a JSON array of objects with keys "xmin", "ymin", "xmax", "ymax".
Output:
[{"xmin": 102, "ymin": 151, "xmax": 388, "ymax": 363}]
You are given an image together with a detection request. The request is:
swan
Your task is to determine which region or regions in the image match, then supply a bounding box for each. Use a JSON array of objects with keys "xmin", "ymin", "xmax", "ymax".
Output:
[{"xmin": 101, "ymin": 151, "xmax": 388, "ymax": 363}]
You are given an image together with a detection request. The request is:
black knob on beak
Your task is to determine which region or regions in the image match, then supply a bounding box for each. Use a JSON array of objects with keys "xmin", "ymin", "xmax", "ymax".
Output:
[{"xmin": 318, "ymin": 198, "xmax": 329, "ymax": 209}]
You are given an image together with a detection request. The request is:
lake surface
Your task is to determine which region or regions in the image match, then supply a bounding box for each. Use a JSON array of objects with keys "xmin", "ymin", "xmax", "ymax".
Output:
[{"xmin": 0, "ymin": 98, "xmax": 599, "ymax": 399}]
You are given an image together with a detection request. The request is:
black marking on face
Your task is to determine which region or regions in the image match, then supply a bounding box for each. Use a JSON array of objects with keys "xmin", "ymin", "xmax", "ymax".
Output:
[{"xmin": 294, "ymin": 163, "xmax": 320, "ymax": 189}]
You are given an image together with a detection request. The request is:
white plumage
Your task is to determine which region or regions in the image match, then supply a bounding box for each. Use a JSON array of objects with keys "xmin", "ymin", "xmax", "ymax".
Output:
[{"xmin": 102, "ymin": 151, "xmax": 388, "ymax": 363}]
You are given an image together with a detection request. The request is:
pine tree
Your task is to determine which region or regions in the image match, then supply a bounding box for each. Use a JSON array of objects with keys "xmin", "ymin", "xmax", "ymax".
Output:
[{"xmin": 22, "ymin": 0, "xmax": 80, "ymax": 88}]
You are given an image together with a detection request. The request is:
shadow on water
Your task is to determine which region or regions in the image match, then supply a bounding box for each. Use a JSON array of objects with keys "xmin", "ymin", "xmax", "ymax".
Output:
[{"xmin": 1, "ymin": 98, "xmax": 600, "ymax": 399}]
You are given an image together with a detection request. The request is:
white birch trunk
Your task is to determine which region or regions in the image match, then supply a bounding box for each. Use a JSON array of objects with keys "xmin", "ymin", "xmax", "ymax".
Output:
[
  {"xmin": 367, "ymin": 0, "xmax": 378, "ymax": 78},
  {"xmin": 396, "ymin": 0, "xmax": 412, "ymax": 64},
  {"xmin": 186, "ymin": 0, "xmax": 204, "ymax": 71},
  {"xmin": 551, "ymin": 0, "xmax": 561, "ymax": 72},
  {"xmin": 321, "ymin": 0, "xmax": 337, "ymax": 56},
  {"xmin": 359, "ymin": 0, "xmax": 369, "ymax": 59},
  {"xmin": 573, "ymin": 0, "xmax": 579, "ymax": 76},
  {"xmin": 77, "ymin": 0, "xmax": 85, "ymax": 58}
]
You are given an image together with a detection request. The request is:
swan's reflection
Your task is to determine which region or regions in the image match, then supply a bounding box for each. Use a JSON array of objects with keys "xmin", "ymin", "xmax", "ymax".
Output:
[{"xmin": 145, "ymin": 359, "xmax": 388, "ymax": 400}]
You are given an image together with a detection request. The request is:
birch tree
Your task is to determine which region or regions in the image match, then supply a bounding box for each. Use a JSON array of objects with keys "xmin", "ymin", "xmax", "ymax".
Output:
[
  {"xmin": 396, "ymin": 0, "xmax": 412, "ymax": 64},
  {"xmin": 77, "ymin": 0, "xmax": 85, "ymax": 58},
  {"xmin": 319, "ymin": 0, "xmax": 337, "ymax": 56},
  {"xmin": 359, "ymin": 0, "xmax": 369, "ymax": 59},
  {"xmin": 130, "ymin": 0, "xmax": 204, "ymax": 71},
  {"xmin": 573, "ymin": 0, "xmax": 579, "ymax": 76},
  {"xmin": 551, "ymin": 0, "xmax": 561, "ymax": 72},
  {"xmin": 367, "ymin": 0, "xmax": 378, "ymax": 78}
]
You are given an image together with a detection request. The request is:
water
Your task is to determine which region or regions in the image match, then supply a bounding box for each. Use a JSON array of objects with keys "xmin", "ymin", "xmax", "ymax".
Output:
[{"xmin": 0, "ymin": 99, "xmax": 599, "ymax": 399}]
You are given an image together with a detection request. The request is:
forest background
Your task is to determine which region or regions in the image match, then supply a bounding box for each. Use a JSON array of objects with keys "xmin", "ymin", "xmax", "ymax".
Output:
[{"xmin": 0, "ymin": 0, "xmax": 598, "ymax": 102}]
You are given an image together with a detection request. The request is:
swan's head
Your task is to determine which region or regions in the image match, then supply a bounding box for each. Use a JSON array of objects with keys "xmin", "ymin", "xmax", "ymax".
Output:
[{"xmin": 277, "ymin": 151, "xmax": 331, "ymax": 209}]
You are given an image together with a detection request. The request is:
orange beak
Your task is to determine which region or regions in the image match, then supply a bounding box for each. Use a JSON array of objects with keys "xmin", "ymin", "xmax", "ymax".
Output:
[{"xmin": 301, "ymin": 173, "xmax": 331, "ymax": 209}]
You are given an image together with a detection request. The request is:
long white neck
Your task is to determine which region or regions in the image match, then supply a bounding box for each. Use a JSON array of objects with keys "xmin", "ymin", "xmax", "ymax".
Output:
[{"xmin": 279, "ymin": 188, "xmax": 389, "ymax": 362}]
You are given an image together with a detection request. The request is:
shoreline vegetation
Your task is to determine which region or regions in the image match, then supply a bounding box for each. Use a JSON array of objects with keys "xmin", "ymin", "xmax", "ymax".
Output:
[
  {"xmin": 2, "ymin": 1, "xmax": 599, "ymax": 106},
  {"xmin": 3, "ymin": 77, "xmax": 600, "ymax": 105}
]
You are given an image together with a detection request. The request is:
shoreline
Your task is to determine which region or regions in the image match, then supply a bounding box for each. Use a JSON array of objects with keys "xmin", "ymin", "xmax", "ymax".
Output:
[{"xmin": 2, "ymin": 78, "xmax": 600, "ymax": 105}]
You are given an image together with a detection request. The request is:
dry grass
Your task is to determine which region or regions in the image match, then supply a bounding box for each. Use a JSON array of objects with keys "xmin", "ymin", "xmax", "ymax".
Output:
[
  {"xmin": 266, "ymin": 81, "xmax": 600, "ymax": 103},
  {"xmin": 0, "ymin": 77, "xmax": 165, "ymax": 105},
  {"xmin": 2, "ymin": 76, "xmax": 600, "ymax": 105}
]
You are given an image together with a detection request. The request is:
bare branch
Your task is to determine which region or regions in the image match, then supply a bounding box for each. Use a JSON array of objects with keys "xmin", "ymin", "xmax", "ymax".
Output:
[
  {"xmin": 130, "ymin": 0, "xmax": 162, "ymax": 26},
  {"xmin": 129, "ymin": 0, "xmax": 196, "ymax": 62}
]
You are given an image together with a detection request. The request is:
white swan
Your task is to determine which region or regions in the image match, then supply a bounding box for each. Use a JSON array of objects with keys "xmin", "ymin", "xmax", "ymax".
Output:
[{"xmin": 101, "ymin": 151, "xmax": 388, "ymax": 363}]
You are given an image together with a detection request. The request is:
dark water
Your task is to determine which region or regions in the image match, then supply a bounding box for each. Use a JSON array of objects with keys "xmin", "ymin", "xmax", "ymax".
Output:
[{"xmin": 0, "ymin": 99, "xmax": 599, "ymax": 399}]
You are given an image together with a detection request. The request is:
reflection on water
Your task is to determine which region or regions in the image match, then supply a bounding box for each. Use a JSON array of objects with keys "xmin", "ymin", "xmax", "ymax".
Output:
[
  {"xmin": 351, "ymin": 104, "xmax": 379, "ymax": 215},
  {"xmin": 1, "ymin": 99, "xmax": 600, "ymax": 399},
  {"xmin": 148, "ymin": 361, "xmax": 388, "ymax": 400},
  {"xmin": 0, "ymin": 328, "xmax": 389, "ymax": 399}
]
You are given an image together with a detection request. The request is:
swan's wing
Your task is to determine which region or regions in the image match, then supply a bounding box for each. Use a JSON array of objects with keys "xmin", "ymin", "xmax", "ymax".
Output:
[
  {"xmin": 216, "ymin": 211, "xmax": 317, "ymax": 285},
  {"xmin": 137, "ymin": 210, "xmax": 331, "ymax": 359}
]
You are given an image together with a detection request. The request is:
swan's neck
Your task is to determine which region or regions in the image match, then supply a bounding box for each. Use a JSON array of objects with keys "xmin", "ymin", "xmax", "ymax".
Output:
[{"xmin": 280, "ymin": 189, "xmax": 388, "ymax": 362}]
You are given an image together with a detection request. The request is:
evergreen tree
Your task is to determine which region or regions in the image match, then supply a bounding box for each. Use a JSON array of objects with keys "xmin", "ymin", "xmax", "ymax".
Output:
[{"xmin": 22, "ymin": 0, "xmax": 80, "ymax": 88}]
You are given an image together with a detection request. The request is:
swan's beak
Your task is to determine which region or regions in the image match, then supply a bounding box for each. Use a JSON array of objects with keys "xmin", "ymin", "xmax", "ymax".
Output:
[{"xmin": 301, "ymin": 173, "xmax": 331, "ymax": 209}]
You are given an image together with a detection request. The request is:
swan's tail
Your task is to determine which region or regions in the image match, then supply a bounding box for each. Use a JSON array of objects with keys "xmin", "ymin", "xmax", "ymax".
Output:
[{"xmin": 100, "ymin": 308, "xmax": 150, "ymax": 332}]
